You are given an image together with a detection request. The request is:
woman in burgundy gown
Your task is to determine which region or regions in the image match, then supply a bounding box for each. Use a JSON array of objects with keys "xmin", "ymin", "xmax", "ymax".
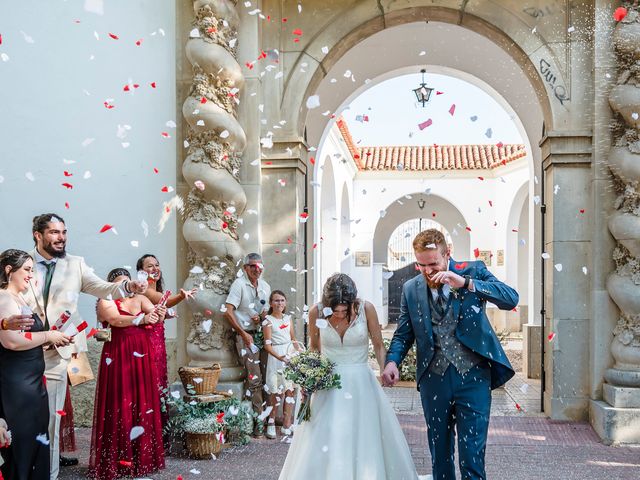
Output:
[
  {"xmin": 136, "ymin": 254, "xmax": 196, "ymax": 428},
  {"xmin": 88, "ymin": 268, "xmax": 167, "ymax": 480}
]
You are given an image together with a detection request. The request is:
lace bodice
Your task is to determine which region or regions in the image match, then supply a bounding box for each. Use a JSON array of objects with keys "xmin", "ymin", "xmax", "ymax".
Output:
[{"xmin": 320, "ymin": 304, "xmax": 369, "ymax": 365}]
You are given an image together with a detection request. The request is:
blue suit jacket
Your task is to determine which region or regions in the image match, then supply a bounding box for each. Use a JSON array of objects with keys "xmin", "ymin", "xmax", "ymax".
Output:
[{"xmin": 386, "ymin": 259, "xmax": 518, "ymax": 390}]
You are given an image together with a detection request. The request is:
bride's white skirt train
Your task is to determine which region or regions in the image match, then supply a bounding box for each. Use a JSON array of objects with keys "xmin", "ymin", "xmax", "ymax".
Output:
[{"xmin": 279, "ymin": 363, "xmax": 421, "ymax": 480}]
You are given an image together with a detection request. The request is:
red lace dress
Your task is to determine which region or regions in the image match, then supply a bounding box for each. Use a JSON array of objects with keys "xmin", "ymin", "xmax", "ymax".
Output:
[
  {"xmin": 147, "ymin": 322, "xmax": 169, "ymax": 428},
  {"xmin": 88, "ymin": 300, "xmax": 165, "ymax": 480}
]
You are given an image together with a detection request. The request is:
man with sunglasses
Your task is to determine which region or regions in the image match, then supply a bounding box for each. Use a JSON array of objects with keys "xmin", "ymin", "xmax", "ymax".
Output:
[
  {"xmin": 225, "ymin": 253, "xmax": 271, "ymax": 437},
  {"xmin": 382, "ymin": 229, "xmax": 518, "ymax": 480}
]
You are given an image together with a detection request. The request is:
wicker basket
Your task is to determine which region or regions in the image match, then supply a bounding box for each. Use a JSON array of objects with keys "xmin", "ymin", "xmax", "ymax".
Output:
[
  {"xmin": 185, "ymin": 432, "xmax": 223, "ymax": 458},
  {"xmin": 178, "ymin": 364, "xmax": 222, "ymax": 395}
]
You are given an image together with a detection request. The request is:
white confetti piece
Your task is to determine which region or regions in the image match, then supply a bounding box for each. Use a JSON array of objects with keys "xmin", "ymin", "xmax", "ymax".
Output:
[
  {"xmin": 471, "ymin": 305, "xmax": 480, "ymax": 313},
  {"xmin": 520, "ymin": 383, "xmax": 529, "ymax": 393},
  {"xmin": 582, "ymin": 266, "xmax": 588, "ymax": 275},
  {"xmin": 306, "ymin": 95, "xmax": 320, "ymax": 109},
  {"xmin": 171, "ymin": 391, "xmax": 180, "ymax": 399},
  {"xmin": 554, "ymin": 184, "xmax": 560, "ymax": 195},
  {"xmin": 192, "ymin": 377, "xmax": 203, "ymax": 384},
  {"xmin": 220, "ymin": 129, "xmax": 230, "ymax": 138},
  {"xmin": 25, "ymin": 172, "xmax": 35, "ymax": 182},
  {"xmin": 36, "ymin": 434, "xmax": 49, "ymax": 445},
  {"xmin": 81, "ymin": 138, "xmax": 95, "ymax": 147},
  {"xmin": 84, "ymin": 0, "xmax": 104, "ymax": 15},
  {"xmin": 20, "ymin": 30, "xmax": 35, "ymax": 44},
  {"xmin": 83, "ymin": 170, "xmax": 92, "ymax": 179},
  {"xmin": 322, "ymin": 307, "xmax": 333, "ymax": 317},
  {"xmin": 1, "ymin": 53, "xmax": 10, "ymax": 62},
  {"xmin": 133, "ymin": 351, "xmax": 145, "ymax": 358},
  {"xmin": 554, "ymin": 263, "xmax": 563, "ymax": 272},
  {"xmin": 166, "ymin": 120, "xmax": 177, "ymax": 128},
  {"xmin": 130, "ymin": 240, "xmax": 139, "ymax": 248},
  {"xmin": 316, "ymin": 318, "xmax": 328, "ymax": 329},
  {"xmin": 141, "ymin": 220, "xmax": 149, "ymax": 237},
  {"xmin": 189, "ymin": 28, "xmax": 200, "ymax": 38},
  {"xmin": 129, "ymin": 426, "xmax": 145, "ymax": 440},
  {"xmin": 190, "ymin": 265, "xmax": 204, "ymax": 274},
  {"xmin": 202, "ymin": 319, "xmax": 212, "ymax": 333},
  {"xmin": 541, "ymin": 252, "xmax": 550, "ymax": 260},
  {"xmin": 105, "ymin": 358, "xmax": 112, "ymax": 365},
  {"xmin": 321, "ymin": 46, "xmax": 329, "ymax": 54},
  {"xmin": 567, "ymin": 26, "xmax": 575, "ymax": 33}
]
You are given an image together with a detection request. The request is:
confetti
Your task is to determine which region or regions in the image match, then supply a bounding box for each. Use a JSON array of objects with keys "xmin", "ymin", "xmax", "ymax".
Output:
[
  {"xmin": 582, "ymin": 266, "xmax": 588, "ymax": 275},
  {"xmin": 105, "ymin": 358, "xmax": 112, "ymax": 365},
  {"xmin": 108, "ymin": 33, "xmax": 119, "ymax": 40},
  {"xmin": 448, "ymin": 104, "xmax": 456, "ymax": 116},
  {"xmin": 133, "ymin": 351, "xmax": 145, "ymax": 358},
  {"xmin": 99, "ymin": 224, "xmax": 113, "ymax": 233},
  {"xmin": 548, "ymin": 332, "xmax": 556, "ymax": 342},
  {"xmin": 202, "ymin": 319, "xmax": 212, "ymax": 333},
  {"xmin": 306, "ymin": 95, "xmax": 320, "ymax": 109},
  {"xmin": 129, "ymin": 426, "xmax": 145, "ymax": 440},
  {"xmin": 554, "ymin": 263, "xmax": 563, "ymax": 272},
  {"xmin": 418, "ymin": 119, "xmax": 432, "ymax": 130},
  {"xmin": 36, "ymin": 434, "xmax": 49, "ymax": 445},
  {"xmin": 614, "ymin": 7, "xmax": 628, "ymax": 22}
]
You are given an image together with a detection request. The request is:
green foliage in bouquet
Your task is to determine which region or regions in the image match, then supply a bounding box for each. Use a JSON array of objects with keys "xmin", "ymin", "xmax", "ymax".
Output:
[{"xmin": 283, "ymin": 350, "xmax": 341, "ymax": 422}]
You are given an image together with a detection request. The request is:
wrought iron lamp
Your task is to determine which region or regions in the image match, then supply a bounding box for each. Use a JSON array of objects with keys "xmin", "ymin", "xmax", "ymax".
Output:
[{"xmin": 413, "ymin": 69, "xmax": 433, "ymax": 107}]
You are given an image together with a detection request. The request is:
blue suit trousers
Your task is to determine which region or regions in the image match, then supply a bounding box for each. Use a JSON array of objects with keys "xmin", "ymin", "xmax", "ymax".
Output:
[{"xmin": 419, "ymin": 362, "xmax": 492, "ymax": 480}]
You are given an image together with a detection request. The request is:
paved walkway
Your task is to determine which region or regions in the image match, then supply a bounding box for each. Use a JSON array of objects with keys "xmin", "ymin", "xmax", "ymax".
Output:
[{"xmin": 60, "ymin": 380, "xmax": 639, "ymax": 480}]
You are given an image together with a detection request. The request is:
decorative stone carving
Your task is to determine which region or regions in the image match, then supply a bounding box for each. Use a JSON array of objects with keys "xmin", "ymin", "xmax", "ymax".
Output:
[
  {"xmin": 606, "ymin": 3, "xmax": 640, "ymax": 388},
  {"xmin": 182, "ymin": 0, "xmax": 246, "ymax": 386}
]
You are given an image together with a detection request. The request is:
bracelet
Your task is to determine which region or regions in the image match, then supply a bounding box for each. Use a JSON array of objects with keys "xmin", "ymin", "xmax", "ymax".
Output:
[{"xmin": 463, "ymin": 275, "xmax": 471, "ymax": 289}]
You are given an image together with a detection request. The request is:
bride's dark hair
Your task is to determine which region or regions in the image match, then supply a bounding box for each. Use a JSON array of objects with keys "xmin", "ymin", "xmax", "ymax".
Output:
[
  {"xmin": 321, "ymin": 273, "xmax": 360, "ymax": 321},
  {"xmin": 0, "ymin": 249, "xmax": 33, "ymax": 289}
]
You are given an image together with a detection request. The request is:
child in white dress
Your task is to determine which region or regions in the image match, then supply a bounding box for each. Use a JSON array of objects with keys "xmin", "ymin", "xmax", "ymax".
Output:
[{"xmin": 262, "ymin": 290, "xmax": 299, "ymax": 439}]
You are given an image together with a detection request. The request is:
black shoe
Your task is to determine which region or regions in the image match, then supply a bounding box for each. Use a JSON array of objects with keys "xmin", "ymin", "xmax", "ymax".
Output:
[{"xmin": 59, "ymin": 456, "xmax": 79, "ymax": 467}]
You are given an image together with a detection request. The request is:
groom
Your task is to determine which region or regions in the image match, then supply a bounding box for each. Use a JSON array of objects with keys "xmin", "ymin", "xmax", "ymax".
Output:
[{"xmin": 382, "ymin": 229, "xmax": 518, "ymax": 480}]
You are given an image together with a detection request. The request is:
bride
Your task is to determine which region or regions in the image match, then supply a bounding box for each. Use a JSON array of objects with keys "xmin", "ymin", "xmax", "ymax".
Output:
[{"xmin": 279, "ymin": 273, "xmax": 428, "ymax": 479}]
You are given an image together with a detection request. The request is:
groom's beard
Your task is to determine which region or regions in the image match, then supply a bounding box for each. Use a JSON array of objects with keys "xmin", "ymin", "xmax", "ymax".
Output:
[{"xmin": 425, "ymin": 273, "xmax": 440, "ymax": 289}]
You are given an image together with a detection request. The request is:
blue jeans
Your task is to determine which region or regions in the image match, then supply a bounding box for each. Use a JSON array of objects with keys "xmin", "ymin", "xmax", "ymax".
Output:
[{"xmin": 419, "ymin": 362, "xmax": 492, "ymax": 480}]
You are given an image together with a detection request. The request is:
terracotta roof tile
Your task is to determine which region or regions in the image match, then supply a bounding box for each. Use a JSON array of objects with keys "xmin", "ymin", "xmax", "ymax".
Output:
[{"xmin": 336, "ymin": 117, "xmax": 526, "ymax": 171}]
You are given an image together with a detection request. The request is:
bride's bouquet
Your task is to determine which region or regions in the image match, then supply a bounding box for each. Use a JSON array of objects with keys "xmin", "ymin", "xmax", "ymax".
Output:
[{"xmin": 283, "ymin": 350, "xmax": 341, "ymax": 422}]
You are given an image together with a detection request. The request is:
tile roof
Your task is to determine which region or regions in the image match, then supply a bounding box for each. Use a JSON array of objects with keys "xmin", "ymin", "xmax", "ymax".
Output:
[{"xmin": 336, "ymin": 117, "xmax": 526, "ymax": 171}]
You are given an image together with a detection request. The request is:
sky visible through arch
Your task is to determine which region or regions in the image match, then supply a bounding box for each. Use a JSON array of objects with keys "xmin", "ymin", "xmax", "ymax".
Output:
[{"xmin": 340, "ymin": 73, "xmax": 524, "ymax": 147}]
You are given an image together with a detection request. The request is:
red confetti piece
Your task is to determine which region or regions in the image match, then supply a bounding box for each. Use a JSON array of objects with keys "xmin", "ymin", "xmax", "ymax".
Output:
[
  {"xmin": 274, "ymin": 249, "xmax": 280, "ymax": 254},
  {"xmin": 150, "ymin": 82, "xmax": 156, "ymax": 88},
  {"xmin": 512, "ymin": 228, "xmax": 519, "ymax": 233},
  {"xmin": 245, "ymin": 61, "xmax": 254, "ymax": 70},
  {"xmin": 477, "ymin": 177, "xmax": 484, "ymax": 181},
  {"xmin": 292, "ymin": 28, "xmax": 303, "ymax": 36},
  {"xmin": 25, "ymin": 332, "xmax": 32, "ymax": 340},
  {"xmin": 579, "ymin": 209, "xmax": 585, "ymax": 214},
  {"xmin": 454, "ymin": 262, "xmax": 468, "ymax": 270},
  {"xmin": 64, "ymin": 202, "xmax": 70, "ymax": 209},
  {"xmin": 515, "ymin": 403, "xmax": 522, "ymax": 411},
  {"xmin": 118, "ymin": 460, "xmax": 132, "ymax": 467},
  {"xmin": 282, "ymin": 17, "xmax": 288, "ymax": 22},
  {"xmin": 293, "ymin": 38, "xmax": 300, "ymax": 43},
  {"xmin": 62, "ymin": 182, "xmax": 73, "ymax": 189},
  {"xmin": 312, "ymin": 243, "xmax": 317, "ymax": 249},
  {"xmin": 0, "ymin": 34, "xmax": 3, "ymax": 45},
  {"xmin": 77, "ymin": 320, "xmax": 88, "ymax": 332},
  {"xmin": 221, "ymin": 222, "xmax": 228, "ymax": 229},
  {"xmin": 287, "ymin": 237, "xmax": 292, "ymax": 244},
  {"xmin": 418, "ymin": 119, "xmax": 432, "ymax": 130},
  {"xmin": 108, "ymin": 33, "xmax": 119, "ymax": 40},
  {"xmin": 216, "ymin": 412, "xmax": 225, "ymax": 423},
  {"xmin": 200, "ymin": 97, "xmax": 207, "ymax": 104},
  {"xmin": 204, "ymin": 309, "xmax": 213, "ymax": 316},
  {"xmin": 548, "ymin": 332, "xmax": 556, "ymax": 342},
  {"xmin": 153, "ymin": 168, "xmax": 159, "ymax": 174},
  {"xmin": 135, "ymin": 39, "xmax": 142, "ymax": 46},
  {"xmin": 613, "ymin": 7, "xmax": 628, "ymax": 22},
  {"xmin": 432, "ymin": 212, "xmax": 436, "ymax": 217},
  {"xmin": 103, "ymin": 101, "xmax": 115, "ymax": 109},
  {"xmin": 448, "ymin": 104, "xmax": 456, "ymax": 116},
  {"xmin": 56, "ymin": 410, "xmax": 67, "ymax": 416},
  {"xmin": 436, "ymin": 91, "xmax": 444, "ymax": 95},
  {"xmin": 123, "ymin": 85, "xmax": 130, "ymax": 92},
  {"xmin": 161, "ymin": 132, "xmax": 170, "ymax": 138},
  {"xmin": 99, "ymin": 224, "xmax": 113, "ymax": 233},
  {"xmin": 488, "ymin": 200, "xmax": 493, "ymax": 207},
  {"xmin": 309, "ymin": 157, "xmax": 315, "ymax": 165},
  {"xmin": 63, "ymin": 171, "xmax": 73, "ymax": 177},
  {"xmin": 87, "ymin": 328, "xmax": 98, "ymax": 338},
  {"xmin": 496, "ymin": 141, "xmax": 504, "ymax": 148},
  {"xmin": 473, "ymin": 248, "xmax": 480, "ymax": 258},
  {"xmin": 299, "ymin": 212, "xmax": 309, "ymax": 219},
  {"xmin": 161, "ymin": 186, "xmax": 169, "ymax": 192},
  {"xmin": 465, "ymin": 226, "xmax": 472, "ymax": 232},
  {"xmin": 279, "ymin": 323, "xmax": 288, "ymax": 329}
]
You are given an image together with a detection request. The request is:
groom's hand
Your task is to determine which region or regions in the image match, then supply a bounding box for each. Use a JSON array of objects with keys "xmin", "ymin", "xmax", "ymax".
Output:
[{"xmin": 381, "ymin": 362, "xmax": 400, "ymax": 387}]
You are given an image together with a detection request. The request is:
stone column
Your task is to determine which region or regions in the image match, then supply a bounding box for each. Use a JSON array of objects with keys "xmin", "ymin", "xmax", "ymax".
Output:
[
  {"xmin": 592, "ymin": 2, "xmax": 640, "ymax": 444},
  {"xmin": 540, "ymin": 132, "xmax": 593, "ymax": 420},
  {"xmin": 180, "ymin": 0, "xmax": 247, "ymax": 393},
  {"xmin": 261, "ymin": 140, "xmax": 309, "ymax": 340}
]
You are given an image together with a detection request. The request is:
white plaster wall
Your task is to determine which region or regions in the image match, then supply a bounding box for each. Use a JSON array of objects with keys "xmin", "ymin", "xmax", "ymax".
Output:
[
  {"xmin": 315, "ymin": 124, "xmax": 530, "ymax": 325},
  {"xmin": 0, "ymin": 2, "xmax": 177, "ymax": 336}
]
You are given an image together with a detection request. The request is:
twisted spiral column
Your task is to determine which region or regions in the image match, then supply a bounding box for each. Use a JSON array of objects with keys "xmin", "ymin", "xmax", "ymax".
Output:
[
  {"xmin": 181, "ymin": 0, "xmax": 247, "ymax": 385},
  {"xmin": 605, "ymin": 5, "xmax": 640, "ymax": 388}
]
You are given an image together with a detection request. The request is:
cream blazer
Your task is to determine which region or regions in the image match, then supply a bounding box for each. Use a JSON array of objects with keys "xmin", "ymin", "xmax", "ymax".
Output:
[{"xmin": 22, "ymin": 250, "xmax": 126, "ymax": 360}]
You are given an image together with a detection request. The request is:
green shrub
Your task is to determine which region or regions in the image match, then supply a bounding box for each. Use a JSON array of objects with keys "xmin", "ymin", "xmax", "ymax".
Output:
[{"xmin": 369, "ymin": 338, "xmax": 417, "ymax": 382}]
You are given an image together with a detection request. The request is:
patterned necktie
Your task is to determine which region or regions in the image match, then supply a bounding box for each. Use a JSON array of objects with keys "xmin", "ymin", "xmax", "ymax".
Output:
[
  {"xmin": 42, "ymin": 261, "xmax": 55, "ymax": 328},
  {"xmin": 436, "ymin": 286, "xmax": 446, "ymax": 311}
]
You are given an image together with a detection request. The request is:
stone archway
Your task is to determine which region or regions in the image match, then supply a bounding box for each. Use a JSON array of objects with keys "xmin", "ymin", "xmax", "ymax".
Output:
[{"xmin": 258, "ymin": 2, "xmax": 597, "ymax": 423}]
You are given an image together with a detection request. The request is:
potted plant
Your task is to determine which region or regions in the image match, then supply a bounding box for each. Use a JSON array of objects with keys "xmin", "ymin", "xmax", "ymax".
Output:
[{"xmin": 163, "ymin": 395, "xmax": 255, "ymax": 458}]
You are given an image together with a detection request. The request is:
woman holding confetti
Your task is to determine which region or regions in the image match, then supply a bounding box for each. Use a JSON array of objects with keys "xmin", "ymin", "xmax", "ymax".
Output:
[
  {"xmin": 0, "ymin": 249, "xmax": 71, "ymax": 480},
  {"xmin": 279, "ymin": 273, "xmax": 423, "ymax": 479},
  {"xmin": 89, "ymin": 268, "xmax": 166, "ymax": 480},
  {"xmin": 136, "ymin": 254, "xmax": 197, "ymax": 427},
  {"xmin": 262, "ymin": 290, "xmax": 299, "ymax": 439}
]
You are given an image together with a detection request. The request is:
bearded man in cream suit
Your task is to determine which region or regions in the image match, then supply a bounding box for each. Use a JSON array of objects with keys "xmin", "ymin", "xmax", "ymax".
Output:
[{"xmin": 22, "ymin": 213, "xmax": 148, "ymax": 480}]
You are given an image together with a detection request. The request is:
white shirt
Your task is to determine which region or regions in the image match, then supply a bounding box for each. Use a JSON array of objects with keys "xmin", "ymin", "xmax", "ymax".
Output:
[{"xmin": 226, "ymin": 272, "xmax": 271, "ymax": 332}]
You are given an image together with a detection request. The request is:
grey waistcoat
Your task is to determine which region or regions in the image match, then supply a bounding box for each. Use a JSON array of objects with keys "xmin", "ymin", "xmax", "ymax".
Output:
[{"xmin": 427, "ymin": 291, "xmax": 483, "ymax": 376}]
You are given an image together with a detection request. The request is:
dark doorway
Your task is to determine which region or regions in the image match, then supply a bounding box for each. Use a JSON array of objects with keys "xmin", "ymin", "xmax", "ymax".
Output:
[{"xmin": 387, "ymin": 263, "xmax": 420, "ymax": 324}]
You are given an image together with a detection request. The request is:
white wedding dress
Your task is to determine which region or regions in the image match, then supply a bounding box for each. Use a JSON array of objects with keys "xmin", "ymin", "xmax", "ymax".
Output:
[{"xmin": 279, "ymin": 305, "xmax": 425, "ymax": 480}]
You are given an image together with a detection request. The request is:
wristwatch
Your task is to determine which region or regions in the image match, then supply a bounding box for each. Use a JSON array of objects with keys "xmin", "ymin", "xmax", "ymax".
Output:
[{"xmin": 463, "ymin": 275, "xmax": 471, "ymax": 289}]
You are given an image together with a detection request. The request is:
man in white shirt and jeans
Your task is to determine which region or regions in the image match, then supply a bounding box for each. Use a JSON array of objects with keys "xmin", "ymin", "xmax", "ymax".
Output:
[{"xmin": 225, "ymin": 253, "xmax": 271, "ymax": 437}]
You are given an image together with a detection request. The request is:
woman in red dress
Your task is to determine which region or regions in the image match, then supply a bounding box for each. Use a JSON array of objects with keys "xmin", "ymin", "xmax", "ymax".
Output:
[
  {"xmin": 136, "ymin": 255, "xmax": 196, "ymax": 427},
  {"xmin": 88, "ymin": 268, "xmax": 167, "ymax": 480}
]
